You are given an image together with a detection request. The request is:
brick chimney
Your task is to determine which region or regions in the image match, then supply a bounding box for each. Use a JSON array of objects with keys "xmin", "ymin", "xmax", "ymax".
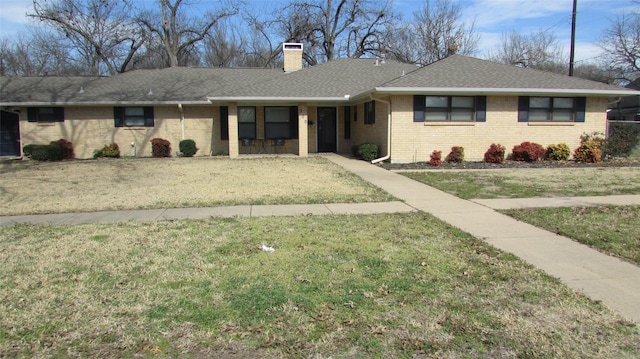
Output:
[{"xmin": 283, "ymin": 43, "xmax": 303, "ymax": 72}]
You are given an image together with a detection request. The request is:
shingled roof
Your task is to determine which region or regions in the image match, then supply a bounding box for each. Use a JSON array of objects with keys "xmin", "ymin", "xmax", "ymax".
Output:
[
  {"xmin": 1, "ymin": 55, "xmax": 637, "ymax": 106},
  {"xmin": 377, "ymin": 55, "xmax": 637, "ymax": 97}
]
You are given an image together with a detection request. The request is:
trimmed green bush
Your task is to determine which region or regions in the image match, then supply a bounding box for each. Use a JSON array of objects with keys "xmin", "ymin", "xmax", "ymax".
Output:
[
  {"xmin": 22, "ymin": 144, "xmax": 36, "ymax": 158},
  {"xmin": 484, "ymin": 143, "xmax": 506, "ymax": 164},
  {"xmin": 179, "ymin": 139, "xmax": 198, "ymax": 157},
  {"xmin": 445, "ymin": 146, "xmax": 464, "ymax": 163},
  {"xmin": 50, "ymin": 138, "xmax": 75, "ymax": 160},
  {"xmin": 546, "ymin": 143, "xmax": 571, "ymax": 161},
  {"xmin": 151, "ymin": 138, "xmax": 171, "ymax": 158},
  {"xmin": 93, "ymin": 143, "xmax": 121, "ymax": 159},
  {"xmin": 357, "ymin": 143, "xmax": 378, "ymax": 161},
  {"xmin": 30, "ymin": 144, "xmax": 63, "ymax": 161}
]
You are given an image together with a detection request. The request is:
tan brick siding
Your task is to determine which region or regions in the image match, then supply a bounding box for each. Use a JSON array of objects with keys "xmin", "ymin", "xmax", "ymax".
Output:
[{"xmin": 389, "ymin": 95, "xmax": 608, "ymax": 163}]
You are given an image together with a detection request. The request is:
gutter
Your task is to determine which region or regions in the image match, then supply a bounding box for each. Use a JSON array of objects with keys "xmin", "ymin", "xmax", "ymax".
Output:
[
  {"xmin": 374, "ymin": 87, "xmax": 640, "ymax": 97},
  {"xmin": 178, "ymin": 103, "xmax": 185, "ymax": 140},
  {"xmin": 369, "ymin": 95, "xmax": 391, "ymax": 164},
  {"xmin": 607, "ymin": 96, "xmax": 623, "ymax": 106},
  {"xmin": 207, "ymin": 95, "xmax": 351, "ymax": 103}
]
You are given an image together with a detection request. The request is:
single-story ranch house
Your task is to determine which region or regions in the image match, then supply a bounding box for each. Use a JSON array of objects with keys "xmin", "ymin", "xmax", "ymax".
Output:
[{"xmin": 2, "ymin": 43, "xmax": 639, "ymax": 162}]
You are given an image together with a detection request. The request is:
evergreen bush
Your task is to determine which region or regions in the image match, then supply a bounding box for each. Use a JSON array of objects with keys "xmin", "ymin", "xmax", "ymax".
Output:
[{"xmin": 179, "ymin": 139, "xmax": 198, "ymax": 157}]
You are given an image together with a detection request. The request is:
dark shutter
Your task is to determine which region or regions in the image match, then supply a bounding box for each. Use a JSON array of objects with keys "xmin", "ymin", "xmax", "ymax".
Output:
[
  {"xmin": 413, "ymin": 95, "xmax": 425, "ymax": 122},
  {"xmin": 289, "ymin": 106, "xmax": 298, "ymax": 139},
  {"xmin": 371, "ymin": 101, "xmax": 376, "ymax": 124},
  {"xmin": 475, "ymin": 96, "xmax": 486, "ymax": 122},
  {"xmin": 27, "ymin": 108, "xmax": 37, "ymax": 122},
  {"xmin": 114, "ymin": 107, "xmax": 124, "ymax": 127},
  {"xmin": 518, "ymin": 96, "xmax": 529, "ymax": 122},
  {"xmin": 220, "ymin": 106, "xmax": 229, "ymax": 140},
  {"xmin": 53, "ymin": 107, "xmax": 64, "ymax": 122},
  {"xmin": 144, "ymin": 107, "xmax": 154, "ymax": 127},
  {"xmin": 344, "ymin": 106, "xmax": 351, "ymax": 139},
  {"xmin": 575, "ymin": 97, "xmax": 586, "ymax": 122}
]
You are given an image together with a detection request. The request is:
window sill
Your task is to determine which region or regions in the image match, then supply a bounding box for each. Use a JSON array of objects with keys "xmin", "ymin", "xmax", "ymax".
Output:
[
  {"xmin": 123, "ymin": 127, "xmax": 151, "ymax": 130},
  {"xmin": 422, "ymin": 121, "xmax": 475, "ymax": 126},
  {"xmin": 527, "ymin": 122, "xmax": 575, "ymax": 126},
  {"xmin": 35, "ymin": 122, "xmax": 57, "ymax": 126}
]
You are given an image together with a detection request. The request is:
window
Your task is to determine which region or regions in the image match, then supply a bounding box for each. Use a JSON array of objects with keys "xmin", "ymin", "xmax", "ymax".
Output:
[
  {"xmin": 364, "ymin": 101, "xmax": 375, "ymax": 124},
  {"xmin": 114, "ymin": 107, "xmax": 154, "ymax": 127},
  {"xmin": 344, "ymin": 106, "xmax": 351, "ymax": 139},
  {"xmin": 27, "ymin": 107, "xmax": 64, "ymax": 123},
  {"xmin": 220, "ymin": 106, "xmax": 229, "ymax": 140},
  {"xmin": 414, "ymin": 96, "xmax": 486, "ymax": 122},
  {"xmin": 238, "ymin": 106, "xmax": 256, "ymax": 139},
  {"xmin": 518, "ymin": 97, "xmax": 586, "ymax": 123},
  {"xmin": 265, "ymin": 106, "xmax": 297, "ymax": 139}
]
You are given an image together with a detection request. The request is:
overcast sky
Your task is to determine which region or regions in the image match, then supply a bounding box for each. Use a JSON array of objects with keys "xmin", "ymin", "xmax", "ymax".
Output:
[{"xmin": 0, "ymin": 0, "xmax": 637, "ymax": 63}]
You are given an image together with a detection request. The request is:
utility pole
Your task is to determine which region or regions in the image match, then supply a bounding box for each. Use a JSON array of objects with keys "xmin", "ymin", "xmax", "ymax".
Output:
[{"xmin": 569, "ymin": 0, "xmax": 577, "ymax": 76}]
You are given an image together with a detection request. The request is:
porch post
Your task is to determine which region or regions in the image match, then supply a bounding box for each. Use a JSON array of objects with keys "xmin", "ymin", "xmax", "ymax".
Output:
[
  {"xmin": 228, "ymin": 102, "xmax": 239, "ymax": 158},
  {"xmin": 298, "ymin": 103, "xmax": 308, "ymax": 157}
]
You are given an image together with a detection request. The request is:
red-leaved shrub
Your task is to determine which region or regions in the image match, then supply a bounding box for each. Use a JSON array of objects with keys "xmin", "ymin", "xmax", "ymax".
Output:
[
  {"xmin": 50, "ymin": 138, "xmax": 75, "ymax": 160},
  {"xmin": 484, "ymin": 143, "xmax": 506, "ymax": 164},
  {"xmin": 151, "ymin": 138, "xmax": 171, "ymax": 158},
  {"xmin": 511, "ymin": 141, "xmax": 545, "ymax": 162},
  {"xmin": 429, "ymin": 150, "xmax": 442, "ymax": 166}
]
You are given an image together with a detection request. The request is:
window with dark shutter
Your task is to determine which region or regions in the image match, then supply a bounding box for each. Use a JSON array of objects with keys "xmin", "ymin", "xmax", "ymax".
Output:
[
  {"xmin": 518, "ymin": 96, "xmax": 585, "ymax": 122},
  {"xmin": 114, "ymin": 106, "xmax": 154, "ymax": 127},
  {"xmin": 364, "ymin": 101, "xmax": 375, "ymax": 124},
  {"xmin": 27, "ymin": 107, "xmax": 64, "ymax": 123}
]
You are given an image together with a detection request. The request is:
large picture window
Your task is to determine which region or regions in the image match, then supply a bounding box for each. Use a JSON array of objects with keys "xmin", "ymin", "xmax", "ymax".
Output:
[
  {"xmin": 114, "ymin": 107, "xmax": 154, "ymax": 127},
  {"xmin": 238, "ymin": 106, "xmax": 256, "ymax": 139},
  {"xmin": 265, "ymin": 106, "xmax": 297, "ymax": 139},
  {"xmin": 414, "ymin": 95, "xmax": 486, "ymax": 122},
  {"xmin": 27, "ymin": 107, "xmax": 64, "ymax": 123},
  {"xmin": 518, "ymin": 96, "xmax": 586, "ymax": 123}
]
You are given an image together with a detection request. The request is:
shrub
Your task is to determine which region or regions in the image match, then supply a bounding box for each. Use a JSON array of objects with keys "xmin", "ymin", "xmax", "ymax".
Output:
[
  {"xmin": 429, "ymin": 150, "xmax": 442, "ymax": 166},
  {"xmin": 351, "ymin": 145, "xmax": 360, "ymax": 158},
  {"xmin": 511, "ymin": 141, "xmax": 546, "ymax": 162},
  {"xmin": 30, "ymin": 144, "xmax": 63, "ymax": 161},
  {"xmin": 22, "ymin": 144, "xmax": 36, "ymax": 158},
  {"xmin": 445, "ymin": 146, "xmax": 464, "ymax": 163},
  {"xmin": 546, "ymin": 143, "xmax": 571, "ymax": 161},
  {"xmin": 605, "ymin": 122, "xmax": 640, "ymax": 157},
  {"xmin": 357, "ymin": 143, "xmax": 378, "ymax": 161},
  {"xmin": 484, "ymin": 143, "xmax": 506, "ymax": 164},
  {"xmin": 50, "ymin": 138, "xmax": 75, "ymax": 160},
  {"xmin": 93, "ymin": 143, "xmax": 121, "ymax": 159},
  {"xmin": 179, "ymin": 139, "xmax": 198, "ymax": 157},
  {"xmin": 574, "ymin": 133, "xmax": 603, "ymax": 163},
  {"xmin": 151, "ymin": 138, "xmax": 171, "ymax": 158}
]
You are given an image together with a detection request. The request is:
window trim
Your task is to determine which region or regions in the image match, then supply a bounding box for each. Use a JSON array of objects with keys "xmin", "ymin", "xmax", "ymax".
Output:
[
  {"xmin": 364, "ymin": 101, "xmax": 375, "ymax": 124},
  {"xmin": 264, "ymin": 106, "xmax": 298, "ymax": 139},
  {"xmin": 27, "ymin": 107, "xmax": 64, "ymax": 123},
  {"xmin": 114, "ymin": 106, "xmax": 154, "ymax": 127},
  {"xmin": 518, "ymin": 96, "xmax": 586, "ymax": 123},
  {"xmin": 414, "ymin": 95, "xmax": 486, "ymax": 123}
]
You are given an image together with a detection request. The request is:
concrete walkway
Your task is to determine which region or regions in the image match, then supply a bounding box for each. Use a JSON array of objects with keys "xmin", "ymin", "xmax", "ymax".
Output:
[
  {"xmin": 325, "ymin": 154, "xmax": 640, "ymax": 324},
  {"xmin": 0, "ymin": 201, "xmax": 415, "ymax": 227},
  {"xmin": 472, "ymin": 194, "xmax": 640, "ymax": 210}
]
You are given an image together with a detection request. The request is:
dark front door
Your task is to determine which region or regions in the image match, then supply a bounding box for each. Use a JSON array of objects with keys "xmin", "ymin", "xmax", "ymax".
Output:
[
  {"xmin": 0, "ymin": 111, "xmax": 20, "ymax": 157},
  {"xmin": 317, "ymin": 107, "xmax": 337, "ymax": 152}
]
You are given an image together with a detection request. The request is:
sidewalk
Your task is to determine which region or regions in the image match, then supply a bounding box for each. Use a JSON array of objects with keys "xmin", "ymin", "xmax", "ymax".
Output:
[
  {"xmin": 0, "ymin": 201, "xmax": 414, "ymax": 227},
  {"xmin": 325, "ymin": 154, "xmax": 640, "ymax": 324},
  {"xmin": 472, "ymin": 194, "xmax": 640, "ymax": 210}
]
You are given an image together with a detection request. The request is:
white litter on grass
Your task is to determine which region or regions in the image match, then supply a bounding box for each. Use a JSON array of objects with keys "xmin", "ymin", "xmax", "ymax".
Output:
[{"xmin": 261, "ymin": 245, "xmax": 275, "ymax": 252}]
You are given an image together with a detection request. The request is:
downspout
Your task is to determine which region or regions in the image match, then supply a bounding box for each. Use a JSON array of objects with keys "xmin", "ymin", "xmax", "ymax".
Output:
[
  {"xmin": 369, "ymin": 95, "xmax": 391, "ymax": 164},
  {"xmin": 177, "ymin": 103, "xmax": 185, "ymax": 140}
]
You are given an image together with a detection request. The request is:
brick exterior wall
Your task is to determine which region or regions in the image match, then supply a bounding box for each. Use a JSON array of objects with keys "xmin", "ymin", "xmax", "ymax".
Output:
[{"xmin": 389, "ymin": 95, "xmax": 608, "ymax": 163}]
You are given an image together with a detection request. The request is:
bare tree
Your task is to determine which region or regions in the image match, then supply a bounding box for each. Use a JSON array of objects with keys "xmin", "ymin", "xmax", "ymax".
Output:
[
  {"xmin": 488, "ymin": 30, "xmax": 566, "ymax": 73},
  {"xmin": 599, "ymin": 11, "xmax": 640, "ymax": 83},
  {"xmin": 137, "ymin": 0, "xmax": 238, "ymax": 67},
  {"xmin": 29, "ymin": 0, "xmax": 145, "ymax": 75},
  {"xmin": 386, "ymin": 0, "xmax": 480, "ymax": 66},
  {"xmin": 273, "ymin": 0, "xmax": 398, "ymax": 65}
]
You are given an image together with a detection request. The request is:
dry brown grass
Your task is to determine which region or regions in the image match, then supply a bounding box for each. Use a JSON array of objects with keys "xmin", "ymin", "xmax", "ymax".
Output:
[{"xmin": 0, "ymin": 156, "xmax": 392, "ymax": 215}]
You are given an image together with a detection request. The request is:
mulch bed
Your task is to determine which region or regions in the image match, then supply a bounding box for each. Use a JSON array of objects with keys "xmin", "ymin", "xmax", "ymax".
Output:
[{"xmin": 379, "ymin": 159, "xmax": 640, "ymax": 171}]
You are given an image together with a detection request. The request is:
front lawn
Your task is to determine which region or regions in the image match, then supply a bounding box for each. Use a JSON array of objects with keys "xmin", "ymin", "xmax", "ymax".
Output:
[
  {"xmin": 0, "ymin": 156, "xmax": 393, "ymax": 215},
  {"xmin": 401, "ymin": 167, "xmax": 640, "ymax": 199},
  {"xmin": 502, "ymin": 205, "xmax": 640, "ymax": 265},
  {"xmin": 1, "ymin": 213, "xmax": 638, "ymax": 358}
]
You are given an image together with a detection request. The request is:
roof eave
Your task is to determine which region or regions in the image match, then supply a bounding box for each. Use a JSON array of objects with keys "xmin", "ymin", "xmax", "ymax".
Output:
[
  {"xmin": 0, "ymin": 100, "xmax": 213, "ymax": 106},
  {"xmin": 374, "ymin": 87, "xmax": 640, "ymax": 97},
  {"xmin": 206, "ymin": 96, "xmax": 351, "ymax": 103}
]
